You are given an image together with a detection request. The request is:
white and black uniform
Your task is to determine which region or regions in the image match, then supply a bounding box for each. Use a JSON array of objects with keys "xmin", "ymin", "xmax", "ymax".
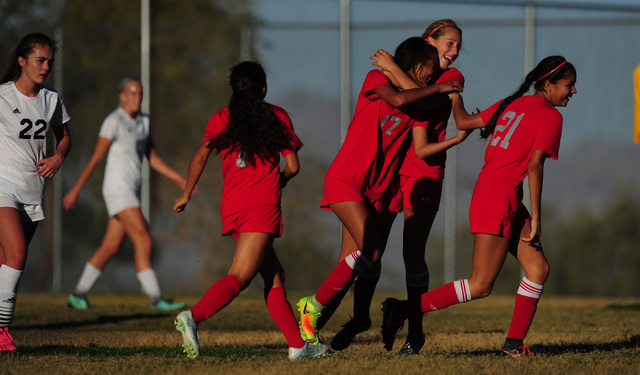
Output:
[
  {"xmin": 0, "ymin": 81, "xmax": 70, "ymax": 222},
  {"xmin": 98, "ymin": 107, "xmax": 150, "ymax": 217}
]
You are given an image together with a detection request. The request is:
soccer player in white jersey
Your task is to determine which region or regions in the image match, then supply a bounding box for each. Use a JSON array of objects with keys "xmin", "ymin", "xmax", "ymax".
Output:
[
  {"xmin": 0, "ymin": 33, "xmax": 72, "ymax": 351},
  {"xmin": 64, "ymin": 77, "xmax": 188, "ymax": 311}
]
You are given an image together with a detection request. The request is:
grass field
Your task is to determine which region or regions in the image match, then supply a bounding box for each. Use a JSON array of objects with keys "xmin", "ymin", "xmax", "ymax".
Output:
[{"xmin": 2, "ymin": 293, "xmax": 639, "ymax": 374}]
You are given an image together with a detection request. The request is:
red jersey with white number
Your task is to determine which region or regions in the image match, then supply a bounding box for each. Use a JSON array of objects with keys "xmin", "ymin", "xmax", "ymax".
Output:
[
  {"xmin": 471, "ymin": 95, "xmax": 562, "ymax": 220},
  {"xmin": 325, "ymin": 69, "xmax": 426, "ymax": 201},
  {"xmin": 399, "ymin": 67, "xmax": 464, "ymax": 180},
  {"xmin": 203, "ymin": 104, "xmax": 302, "ymax": 217}
]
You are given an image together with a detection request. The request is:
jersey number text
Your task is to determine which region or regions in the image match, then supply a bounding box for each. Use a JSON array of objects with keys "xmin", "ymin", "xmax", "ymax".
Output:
[
  {"xmin": 490, "ymin": 111, "xmax": 524, "ymax": 150},
  {"xmin": 19, "ymin": 119, "xmax": 47, "ymax": 140}
]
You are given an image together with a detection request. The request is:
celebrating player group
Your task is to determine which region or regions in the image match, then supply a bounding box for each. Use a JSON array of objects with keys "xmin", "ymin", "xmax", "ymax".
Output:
[{"xmin": 0, "ymin": 17, "xmax": 577, "ymax": 361}]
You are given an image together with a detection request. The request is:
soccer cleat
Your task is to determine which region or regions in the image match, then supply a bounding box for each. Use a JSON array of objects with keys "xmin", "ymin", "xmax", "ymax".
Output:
[
  {"xmin": 152, "ymin": 299, "xmax": 187, "ymax": 311},
  {"xmin": 297, "ymin": 296, "xmax": 323, "ymax": 343},
  {"xmin": 67, "ymin": 294, "xmax": 89, "ymax": 310},
  {"xmin": 502, "ymin": 344, "xmax": 535, "ymax": 358},
  {"xmin": 174, "ymin": 311, "xmax": 200, "ymax": 360},
  {"xmin": 397, "ymin": 333, "xmax": 426, "ymax": 356},
  {"xmin": 0, "ymin": 327, "xmax": 16, "ymax": 351},
  {"xmin": 330, "ymin": 317, "xmax": 371, "ymax": 351},
  {"xmin": 381, "ymin": 297, "xmax": 408, "ymax": 351},
  {"xmin": 288, "ymin": 341, "xmax": 331, "ymax": 360}
]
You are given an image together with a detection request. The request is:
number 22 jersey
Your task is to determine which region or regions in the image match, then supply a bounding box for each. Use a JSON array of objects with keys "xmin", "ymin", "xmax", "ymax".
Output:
[{"xmin": 0, "ymin": 82, "xmax": 70, "ymax": 204}]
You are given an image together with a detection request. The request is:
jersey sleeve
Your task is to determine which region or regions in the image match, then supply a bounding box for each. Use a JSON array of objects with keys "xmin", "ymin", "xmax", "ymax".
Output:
[
  {"xmin": 203, "ymin": 109, "xmax": 228, "ymax": 142},
  {"xmin": 479, "ymin": 100, "xmax": 503, "ymax": 125},
  {"xmin": 52, "ymin": 93, "xmax": 71, "ymax": 127},
  {"xmin": 439, "ymin": 67, "xmax": 465, "ymax": 85},
  {"xmin": 532, "ymin": 111, "xmax": 563, "ymax": 160},
  {"xmin": 98, "ymin": 114, "xmax": 118, "ymax": 140},
  {"xmin": 270, "ymin": 105, "xmax": 303, "ymax": 157},
  {"xmin": 360, "ymin": 69, "xmax": 391, "ymax": 101}
]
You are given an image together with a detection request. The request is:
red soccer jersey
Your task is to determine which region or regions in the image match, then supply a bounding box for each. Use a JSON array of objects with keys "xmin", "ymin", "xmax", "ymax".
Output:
[
  {"xmin": 325, "ymin": 69, "xmax": 427, "ymax": 200},
  {"xmin": 399, "ymin": 67, "xmax": 465, "ymax": 180},
  {"xmin": 203, "ymin": 104, "xmax": 303, "ymax": 217},
  {"xmin": 471, "ymin": 95, "xmax": 562, "ymax": 220}
]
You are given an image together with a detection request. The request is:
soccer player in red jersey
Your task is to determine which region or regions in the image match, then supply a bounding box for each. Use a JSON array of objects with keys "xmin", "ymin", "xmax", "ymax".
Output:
[
  {"xmin": 297, "ymin": 37, "xmax": 465, "ymax": 349},
  {"xmin": 324, "ymin": 20, "xmax": 473, "ymax": 355},
  {"xmin": 172, "ymin": 62, "xmax": 328, "ymax": 361},
  {"xmin": 419, "ymin": 55, "xmax": 576, "ymax": 357},
  {"xmin": 365, "ymin": 20, "xmax": 473, "ymax": 355}
]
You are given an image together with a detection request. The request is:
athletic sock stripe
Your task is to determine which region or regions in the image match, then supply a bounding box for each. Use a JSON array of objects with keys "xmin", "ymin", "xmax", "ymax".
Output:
[
  {"xmin": 406, "ymin": 272, "xmax": 430, "ymax": 288},
  {"xmin": 519, "ymin": 281, "xmax": 542, "ymax": 294},
  {"xmin": 517, "ymin": 278, "xmax": 543, "ymax": 298},
  {"xmin": 454, "ymin": 279, "xmax": 471, "ymax": 303}
]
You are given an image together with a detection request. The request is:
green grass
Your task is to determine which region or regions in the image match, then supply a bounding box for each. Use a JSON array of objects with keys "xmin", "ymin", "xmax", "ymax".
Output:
[{"xmin": 2, "ymin": 293, "xmax": 639, "ymax": 374}]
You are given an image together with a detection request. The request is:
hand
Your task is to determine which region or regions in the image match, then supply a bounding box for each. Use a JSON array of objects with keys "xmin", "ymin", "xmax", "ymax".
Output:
[
  {"xmin": 36, "ymin": 155, "xmax": 64, "ymax": 179},
  {"xmin": 63, "ymin": 191, "xmax": 78, "ymax": 211},
  {"xmin": 436, "ymin": 80, "xmax": 463, "ymax": 93},
  {"xmin": 370, "ymin": 49, "xmax": 395, "ymax": 71},
  {"xmin": 173, "ymin": 194, "xmax": 190, "ymax": 213},
  {"xmin": 456, "ymin": 129, "xmax": 473, "ymax": 144},
  {"xmin": 522, "ymin": 218, "xmax": 541, "ymax": 243}
]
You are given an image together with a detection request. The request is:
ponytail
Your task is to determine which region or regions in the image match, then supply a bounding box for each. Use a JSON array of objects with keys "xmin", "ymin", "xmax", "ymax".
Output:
[
  {"xmin": 483, "ymin": 55, "xmax": 575, "ymax": 139},
  {"xmin": 208, "ymin": 61, "xmax": 294, "ymax": 167}
]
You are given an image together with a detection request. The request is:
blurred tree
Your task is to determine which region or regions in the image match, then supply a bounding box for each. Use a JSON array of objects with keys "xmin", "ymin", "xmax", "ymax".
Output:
[{"xmin": 545, "ymin": 188, "xmax": 640, "ymax": 296}]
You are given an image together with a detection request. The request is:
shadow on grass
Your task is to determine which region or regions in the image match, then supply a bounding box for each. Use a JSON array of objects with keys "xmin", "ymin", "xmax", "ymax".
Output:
[
  {"xmin": 457, "ymin": 335, "xmax": 640, "ymax": 357},
  {"xmin": 9, "ymin": 343, "xmax": 286, "ymax": 359},
  {"xmin": 14, "ymin": 312, "xmax": 172, "ymax": 330}
]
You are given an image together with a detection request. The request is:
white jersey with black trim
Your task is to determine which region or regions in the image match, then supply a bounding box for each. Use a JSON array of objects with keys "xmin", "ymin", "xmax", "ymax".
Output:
[
  {"xmin": 0, "ymin": 81, "xmax": 70, "ymax": 204},
  {"xmin": 99, "ymin": 107, "xmax": 150, "ymax": 199}
]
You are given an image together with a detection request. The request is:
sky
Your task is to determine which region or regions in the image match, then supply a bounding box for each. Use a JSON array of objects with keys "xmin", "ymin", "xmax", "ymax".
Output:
[{"xmin": 251, "ymin": 0, "xmax": 640, "ymax": 151}]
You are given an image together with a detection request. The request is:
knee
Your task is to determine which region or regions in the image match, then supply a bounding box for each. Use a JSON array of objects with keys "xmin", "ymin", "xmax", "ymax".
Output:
[
  {"xmin": 469, "ymin": 280, "xmax": 494, "ymax": 299},
  {"xmin": 526, "ymin": 260, "xmax": 550, "ymax": 284}
]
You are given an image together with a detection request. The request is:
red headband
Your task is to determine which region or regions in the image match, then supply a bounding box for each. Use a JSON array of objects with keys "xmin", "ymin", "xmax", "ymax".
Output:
[
  {"xmin": 537, "ymin": 61, "xmax": 568, "ymax": 81},
  {"xmin": 425, "ymin": 23, "xmax": 454, "ymax": 42}
]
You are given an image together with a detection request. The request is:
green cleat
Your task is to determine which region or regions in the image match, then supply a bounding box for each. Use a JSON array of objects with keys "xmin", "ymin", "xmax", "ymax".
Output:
[
  {"xmin": 152, "ymin": 299, "xmax": 186, "ymax": 311},
  {"xmin": 67, "ymin": 294, "xmax": 89, "ymax": 310},
  {"xmin": 297, "ymin": 295, "xmax": 323, "ymax": 343},
  {"xmin": 174, "ymin": 311, "xmax": 200, "ymax": 360}
]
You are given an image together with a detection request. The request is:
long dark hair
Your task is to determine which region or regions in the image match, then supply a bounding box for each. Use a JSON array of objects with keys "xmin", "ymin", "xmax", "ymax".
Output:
[
  {"xmin": 208, "ymin": 61, "xmax": 294, "ymax": 167},
  {"xmin": 482, "ymin": 55, "xmax": 576, "ymax": 139},
  {"xmin": 1, "ymin": 33, "xmax": 57, "ymax": 84},
  {"xmin": 393, "ymin": 37, "xmax": 440, "ymax": 86}
]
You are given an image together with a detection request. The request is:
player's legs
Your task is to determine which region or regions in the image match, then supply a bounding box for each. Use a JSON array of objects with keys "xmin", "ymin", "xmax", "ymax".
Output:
[
  {"xmin": 467, "ymin": 233, "xmax": 511, "ymax": 299},
  {"xmin": 315, "ymin": 225, "xmax": 357, "ymax": 330},
  {"xmin": 0, "ymin": 207, "xmax": 31, "ymax": 270},
  {"xmin": 189, "ymin": 232, "xmax": 272, "ymax": 323},
  {"xmin": 116, "ymin": 207, "xmax": 184, "ymax": 309},
  {"xmin": 115, "ymin": 207, "xmax": 152, "ymax": 271},
  {"xmin": 313, "ymin": 200, "xmax": 382, "ymax": 307},
  {"xmin": 87, "ymin": 216, "xmax": 127, "ymax": 269},
  {"xmin": 402, "ymin": 206, "xmax": 437, "ymax": 335},
  {"xmin": 0, "ymin": 208, "xmax": 37, "ymax": 351},
  {"xmin": 352, "ymin": 209, "xmax": 395, "ymax": 320},
  {"xmin": 259, "ymin": 244, "xmax": 309, "ymax": 351},
  {"xmin": 418, "ymin": 233, "xmax": 509, "ymax": 314},
  {"xmin": 502, "ymin": 220, "xmax": 549, "ymax": 353},
  {"xmin": 68, "ymin": 216, "xmax": 126, "ymax": 308},
  {"xmin": 331, "ymin": 200, "xmax": 384, "ymax": 264}
]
